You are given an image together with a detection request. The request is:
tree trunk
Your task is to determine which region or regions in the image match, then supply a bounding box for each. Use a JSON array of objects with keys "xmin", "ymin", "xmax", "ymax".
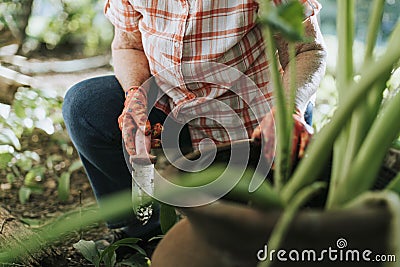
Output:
[{"xmin": 0, "ymin": 207, "xmax": 67, "ymax": 267}]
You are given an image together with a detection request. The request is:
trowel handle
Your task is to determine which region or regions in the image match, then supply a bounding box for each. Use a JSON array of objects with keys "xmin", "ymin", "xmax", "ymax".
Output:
[{"xmin": 132, "ymin": 127, "xmax": 156, "ymax": 164}]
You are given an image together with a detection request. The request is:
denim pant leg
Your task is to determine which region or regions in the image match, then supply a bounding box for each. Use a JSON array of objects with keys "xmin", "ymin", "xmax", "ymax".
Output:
[{"xmin": 62, "ymin": 75, "xmax": 159, "ymax": 235}]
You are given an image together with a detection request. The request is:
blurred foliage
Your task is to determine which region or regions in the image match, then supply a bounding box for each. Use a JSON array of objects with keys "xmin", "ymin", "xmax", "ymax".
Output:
[
  {"xmin": 320, "ymin": 0, "xmax": 400, "ymax": 44},
  {"xmin": 0, "ymin": 87, "xmax": 82, "ymax": 203},
  {"xmin": 314, "ymin": 57, "xmax": 400, "ymax": 132},
  {"xmin": 313, "ymin": 0, "xmax": 400, "ymax": 132},
  {"xmin": 1, "ymin": 0, "xmax": 113, "ymax": 56}
]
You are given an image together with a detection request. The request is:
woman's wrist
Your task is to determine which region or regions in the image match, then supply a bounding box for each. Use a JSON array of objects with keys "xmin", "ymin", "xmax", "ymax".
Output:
[{"xmin": 125, "ymin": 86, "xmax": 140, "ymax": 97}]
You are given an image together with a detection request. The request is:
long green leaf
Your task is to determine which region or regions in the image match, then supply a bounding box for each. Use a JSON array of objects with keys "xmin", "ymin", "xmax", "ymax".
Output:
[
  {"xmin": 281, "ymin": 22, "xmax": 400, "ymax": 204},
  {"xmin": 364, "ymin": 0, "xmax": 385, "ymax": 60},
  {"xmin": 259, "ymin": 1, "xmax": 290, "ymax": 191},
  {"xmin": 58, "ymin": 172, "xmax": 70, "ymax": 202},
  {"xmin": 326, "ymin": 75, "xmax": 389, "ymax": 209},
  {"xmin": 172, "ymin": 165, "xmax": 283, "ymax": 210},
  {"xmin": 327, "ymin": 0, "xmax": 355, "ymax": 209},
  {"xmin": 327, "ymin": 1, "xmax": 393, "ymax": 209},
  {"xmin": 285, "ymin": 42, "xmax": 297, "ymax": 178},
  {"xmin": 329, "ymin": 90, "xmax": 400, "ymax": 207}
]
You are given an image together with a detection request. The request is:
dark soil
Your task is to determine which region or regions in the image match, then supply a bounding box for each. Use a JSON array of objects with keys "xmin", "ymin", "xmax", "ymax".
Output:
[{"xmin": 0, "ymin": 128, "xmax": 111, "ymax": 266}]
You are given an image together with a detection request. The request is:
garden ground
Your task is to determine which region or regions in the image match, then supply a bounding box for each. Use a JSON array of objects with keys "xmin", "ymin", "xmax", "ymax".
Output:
[{"xmin": 0, "ymin": 60, "xmax": 114, "ymax": 266}]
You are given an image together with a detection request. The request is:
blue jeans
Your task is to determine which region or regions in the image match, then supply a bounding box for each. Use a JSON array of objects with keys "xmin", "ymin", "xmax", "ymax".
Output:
[{"xmin": 62, "ymin": 75, "xmax": 313, "ymax": 235}]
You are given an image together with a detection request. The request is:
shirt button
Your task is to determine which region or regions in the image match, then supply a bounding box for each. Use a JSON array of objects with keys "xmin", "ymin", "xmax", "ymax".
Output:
[{"xmin": 174, "ymin": 42, "xmax": 180, "ymax": 48}]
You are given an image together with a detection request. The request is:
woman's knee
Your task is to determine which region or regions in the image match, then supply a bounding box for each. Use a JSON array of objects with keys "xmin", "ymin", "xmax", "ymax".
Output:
[
  {"xmin": 63, "ymin": 80, "xmax": 91, "ymax": 128},
  {"xmin": 62, "ymin": 75, "xmax": 125, "ymax": 146},
  {"xmin": 62, "ymin": 75, "xmax": 121, "ymax": 127}
]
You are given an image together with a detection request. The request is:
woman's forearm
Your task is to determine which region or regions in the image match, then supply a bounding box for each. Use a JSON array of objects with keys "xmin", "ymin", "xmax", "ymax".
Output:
[
  {"xmin": 276, "ymin": 16, "xmax": 327, "ymax": 114},
  {"xmin": 111, "ymin": 28, "xmax": 151, "ymax": 91}
]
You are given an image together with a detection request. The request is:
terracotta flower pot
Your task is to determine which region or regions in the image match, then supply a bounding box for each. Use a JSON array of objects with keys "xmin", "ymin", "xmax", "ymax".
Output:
[{"xmin": 152, "ymin": 200, "xmax": 392, "ymax": 267}]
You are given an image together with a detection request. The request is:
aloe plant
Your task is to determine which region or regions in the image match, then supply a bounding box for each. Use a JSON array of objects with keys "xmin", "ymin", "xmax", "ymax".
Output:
[
  {"xmin": 257, "ymin": 0, "xmax": 400, "ymax": 265},
  {"xmin": 281, "ymin": 4, "xmax": 400, "ymax": 200}
]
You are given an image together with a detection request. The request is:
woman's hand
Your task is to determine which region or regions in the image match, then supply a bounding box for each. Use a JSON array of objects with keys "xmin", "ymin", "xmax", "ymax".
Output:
[
  {"xmin": 252, "ymin": 108, "xmax": 313, "ymax": 166},
  {"xmin": 118, "ymin": 86, "xmax": 161, "ymax": 164}
]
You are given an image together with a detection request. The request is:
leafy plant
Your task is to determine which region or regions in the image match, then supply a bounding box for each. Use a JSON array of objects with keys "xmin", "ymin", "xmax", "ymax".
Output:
[
  {"xmin": 0, "ymin": 87, "xmax": 82, "ymax": 203},
  {"xmin": 73, "ymin": 238, "xmax": 149, "ymax": 267}
]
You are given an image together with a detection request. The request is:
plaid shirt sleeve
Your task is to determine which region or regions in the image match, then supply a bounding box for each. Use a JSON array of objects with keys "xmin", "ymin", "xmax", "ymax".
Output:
[{"xmin": 104, "ymin": 0, "xmax": 141, "ymax": 32}]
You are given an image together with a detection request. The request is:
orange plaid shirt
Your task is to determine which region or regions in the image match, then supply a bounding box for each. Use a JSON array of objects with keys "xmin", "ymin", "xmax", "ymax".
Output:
[{"xmin": 105, "ymin": 0, "xmax": 320, "ymax": 149}]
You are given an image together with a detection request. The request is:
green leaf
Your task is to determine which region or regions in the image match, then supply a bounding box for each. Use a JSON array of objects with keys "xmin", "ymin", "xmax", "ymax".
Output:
[
  {"xmin": 101, "ymin": 249, "xmax": 116, "ymax": 267},
  {"xmin": 258, "ymin": 1, "xmax": 305, "ymax": 42},
  {"xmin": 99, "ymin": 238, "xmax": 145, "ymax": 266},
  {"xmin": 68, "ymin": 160, "xmax": 83, "ymax": 173},
  {"xmin": 29, "ymin": 185, "xmax": 44, "ymax": 194},
  {"xmin": 24, "ymin": 171, "xmax": 37, "ymax": 186},
  {"xmin": 73, "ymin": 240, "xmax": 101, "ymax": 267},
  {"xmin": 0, "ymin": 129, "xmax": 21, "ymax": 150},
  {"xmin": 127, "ymin": 244, "xmax": 147, "ymax": 256},
  {"xmin": 112, "ymin": 238, "xmax": 145, "ymax": 255},
  {"xmin": 393, "ymin": 139, "xmax": 400, "ymax": 150},
  {"xmin": 19, "ymin": 186, "xmax": 32, "ymax": 204},
  {"xmin": 6, "ymin": 173, "xmax": 15, "ymax": 183},
  {"xmin": 25, "ymin": 151, "xmax": 40, "ymax": 162},
  {"xmin": 0, "ymin": 153, "xmax": 13, "ymax": 169},
  {"xmin": 120, "ymin": 253, "xmax": 150, "ymax": 267},
  {"xmin": 16, "ymin": 157, "xmax": 33, "ymax": 172},
  {"xmin": 159, "ymin": 204, "xmax": 177, "ymax": 234},
  {"xmin": 58, "ymin": 172, "xmax": 71, "ymax": 202},
  {"xmin": 0, "ymin": 144, "xmax": 13, "ymax": 153},
  {"xmin": 258, "ymin": 182, "xmax": 326, "ymax": 267},
  {"xmin": 13, "ymin": 100, "xmax": 26, "ymax": 118},
  {"xmin": 148, "ymin": 235, "xmax": 164, "ymax": 242},
  {"xmin": 24, "ymin": 166, "xmax": 45, "ymax": 186}
]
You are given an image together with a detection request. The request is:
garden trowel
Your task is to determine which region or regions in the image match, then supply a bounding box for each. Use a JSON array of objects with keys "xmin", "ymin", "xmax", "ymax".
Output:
[{"xmin": 123, "ymin": 129, "xmax": 156, "ymax": 225}]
